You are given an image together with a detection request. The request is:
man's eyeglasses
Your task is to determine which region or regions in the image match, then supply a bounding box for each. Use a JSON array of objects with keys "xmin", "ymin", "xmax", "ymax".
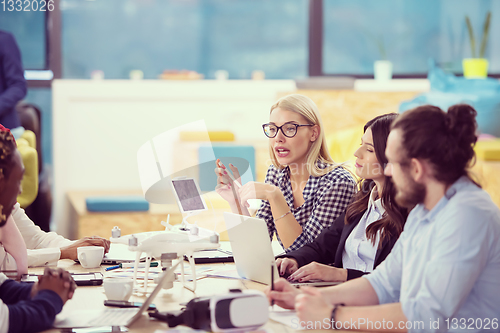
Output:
[{"xmin": 262, "ymin": 122, "xmax": 314, "ymax": 138}]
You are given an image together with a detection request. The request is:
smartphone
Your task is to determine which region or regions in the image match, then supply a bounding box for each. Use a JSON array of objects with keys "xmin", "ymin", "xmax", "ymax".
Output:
[
  {"xmin": 61, "ymin": 326, "xmax": 128, "ymax": 333},
  {"xmin": 71, "ymin": 273, "xmax": 104, "ymax": 286},
  {"xmin": 103, "ymin": 300, "xmax": 156, "ymax": 311},
  {"xmin": 20, "ymin": 274, "xmax": 39, "ymax": 283}
]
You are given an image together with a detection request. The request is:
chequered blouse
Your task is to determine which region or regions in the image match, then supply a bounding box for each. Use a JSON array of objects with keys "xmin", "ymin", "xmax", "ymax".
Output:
[{"xmin": 256, "ymin": 162, "xmax": 356, "ymax": 252}]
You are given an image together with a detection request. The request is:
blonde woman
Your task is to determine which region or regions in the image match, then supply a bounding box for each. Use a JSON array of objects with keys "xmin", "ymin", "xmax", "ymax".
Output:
[{"xmin": 216, "ymin": 94, "xmax": 356, "ymax": 252}]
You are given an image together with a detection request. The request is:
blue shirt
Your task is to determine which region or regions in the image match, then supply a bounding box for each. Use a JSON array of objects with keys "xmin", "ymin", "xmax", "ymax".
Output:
[{"xmin": 365, "ymin": 176, "xmax": 500, "ymax": 333}]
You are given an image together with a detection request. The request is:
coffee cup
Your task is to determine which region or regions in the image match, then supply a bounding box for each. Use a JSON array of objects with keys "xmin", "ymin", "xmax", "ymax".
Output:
[
  {"xmin": 77, "ymin": 246, "xmax": 104, "ymax": 269},
  {"xmin": 103, "ymin": 278, "xmax": 134, "ymax": 301}
]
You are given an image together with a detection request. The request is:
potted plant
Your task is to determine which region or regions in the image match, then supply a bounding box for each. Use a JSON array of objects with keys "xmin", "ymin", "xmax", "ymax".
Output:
[
  {"xmin": 463, "ymin": 11, "xmax": 491, "ymax": 78},
  {"xmin": 373, "ymin": 36, "xmax": 392, "ymax": 81}
]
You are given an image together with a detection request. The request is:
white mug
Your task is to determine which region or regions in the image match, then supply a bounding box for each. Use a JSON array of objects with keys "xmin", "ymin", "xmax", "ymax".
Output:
[
  {"xmin": 103, "ymin": 278, "xmax": 134, "ymax": 301},
  {"xmin": 77, "ymin": 246, "xmax": 104, "ymax": 269}
]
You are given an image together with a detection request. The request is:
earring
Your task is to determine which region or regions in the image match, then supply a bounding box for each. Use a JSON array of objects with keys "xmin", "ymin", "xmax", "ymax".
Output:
[{"xmin": 0, "ymin": 204, "xmax": 6, "ymax": 226}]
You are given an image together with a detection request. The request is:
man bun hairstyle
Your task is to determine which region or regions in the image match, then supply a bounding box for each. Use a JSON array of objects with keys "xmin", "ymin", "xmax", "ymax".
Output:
[{"xmin": 392, "ymin": 104, "xmax": 478, "ymax": 185}]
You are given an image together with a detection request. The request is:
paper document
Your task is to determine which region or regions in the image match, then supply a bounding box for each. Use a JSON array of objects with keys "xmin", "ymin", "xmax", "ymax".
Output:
[
  {"xmin": 204, "ymin": 266, "xmax": 240, "ymax": 279},
  {"xmin": 269, "ymin": 307, "xmax": 303, "ymax": 330},
  {"xmin": 105, "ymin": 267, "xmax": 161, "ymax": 280},
  {"xmin": 174, "ymin": 264, "xmax": 214, "ymax": 281}
]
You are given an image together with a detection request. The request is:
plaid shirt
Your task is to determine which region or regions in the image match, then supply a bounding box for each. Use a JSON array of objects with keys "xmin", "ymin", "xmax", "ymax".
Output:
[{"xmin": 256, "ymin": 162, "xmax": 356, "ymax": 252}]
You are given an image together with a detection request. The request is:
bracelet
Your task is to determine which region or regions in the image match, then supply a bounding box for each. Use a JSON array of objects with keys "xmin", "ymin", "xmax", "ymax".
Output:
[
  {"xmin": 274, "ymin": 210, "xmax": 292, "ymax": 222},
  {"xmin": 330, "ymin": 303, "xmax": 344, "ymax": 330}
]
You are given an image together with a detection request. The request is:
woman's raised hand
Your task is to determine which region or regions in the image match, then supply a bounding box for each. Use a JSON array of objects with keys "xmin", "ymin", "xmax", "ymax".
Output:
[
  {"xmin": 214, "ymin": 159, "xmax": 242, "ymax": 204},
  {"xmin": 238, "ymin": 181, "xmax": 277, "ymax": 208}
]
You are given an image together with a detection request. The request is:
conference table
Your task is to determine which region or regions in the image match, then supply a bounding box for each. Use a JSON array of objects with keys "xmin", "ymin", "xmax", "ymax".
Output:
[{"xmin": 30, "ymin": 259, "xmax": 312, "ymax": 333}]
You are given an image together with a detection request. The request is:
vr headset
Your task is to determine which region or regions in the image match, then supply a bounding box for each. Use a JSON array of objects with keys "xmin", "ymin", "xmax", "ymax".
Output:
[{"xmin": 149, "ymin": 289, "xmax": 269, "ymax": 331}]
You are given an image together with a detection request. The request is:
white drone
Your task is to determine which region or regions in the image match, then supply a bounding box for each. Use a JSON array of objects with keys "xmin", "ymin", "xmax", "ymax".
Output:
[
  {"xmin": 110, "ymin": 220, "xmax": 219, "ymax": 292},
  {"xmin": 111, "ymin": 176, "xmax": 223, "ymax": 292}
]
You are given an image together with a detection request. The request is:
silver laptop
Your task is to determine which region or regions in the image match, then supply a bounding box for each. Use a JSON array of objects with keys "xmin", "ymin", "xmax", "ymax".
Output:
[
  {"xmin": 224, "ymin": 212, "xmax": 278, "ymax": 285},
  {"xmin": 101, "ymin": 243, "xmax": 146, "ymax": 265},
  {"xmin": 224, "ymin": 212, "xmax": 341, "ymax": 288},
  {"xmin": 54, "ymin": 262, "xmax": 180, "ymax": 328}
]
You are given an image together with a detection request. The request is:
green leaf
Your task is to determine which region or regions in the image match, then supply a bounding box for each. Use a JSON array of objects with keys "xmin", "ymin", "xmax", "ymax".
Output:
[
  {"xmin": 465, "ymin": 16, "xmax": 476, "ymax": 58},
  {"xmin": 479, "ymin": 11, "xmax": 491, "ymax": 58}
]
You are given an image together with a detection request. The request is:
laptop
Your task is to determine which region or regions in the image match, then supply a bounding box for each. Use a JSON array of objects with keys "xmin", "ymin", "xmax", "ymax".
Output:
[
  {"xmin": 224, "ymin": 212, "xmax": 278, "ymax": 285},
  {"xmin": 101, "ymin": 243, "xmax": 146, "ymax": 265},
  {"xmin": 224, "ymin": 212, "xmax": 341, "ymax": 288},
  {"xmin": 54, "ymin": 262, "xmax": 180, "ymax": 328},
  {"xmin": 184, "ymin": 248, "xmax": 234, "ymax": 264}
]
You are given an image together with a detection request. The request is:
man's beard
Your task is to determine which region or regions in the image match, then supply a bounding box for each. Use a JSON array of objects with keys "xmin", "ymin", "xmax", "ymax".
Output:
[{"xmin": 394, "ymin": 176, "xmax": 426, "ymax": 209}]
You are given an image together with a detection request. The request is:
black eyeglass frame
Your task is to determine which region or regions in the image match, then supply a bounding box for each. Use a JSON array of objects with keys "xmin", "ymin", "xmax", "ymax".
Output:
[{"xmin": 262, "ymin": 122, "xmax": 314, "ymax": 138}]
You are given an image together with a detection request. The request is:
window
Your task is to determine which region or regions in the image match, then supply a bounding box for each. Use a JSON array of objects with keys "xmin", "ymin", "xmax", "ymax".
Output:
[
  {"xmin": 61, "ymin": 0, "xmax": 308, "ymax": 79},
  {"xmin": 4, "ymin": 0, "xmax": 498, "ymax": 81},
  {"xmin": 320, "ymin": 0, "xmax": 500, "ymax": 77},
  {"xmin": 0, "ymin": 5, "xmax": 60, "ymax": 86},
  {"xmin": 0, "ymin": 10, "xmax": 46, "ymax": 69}
]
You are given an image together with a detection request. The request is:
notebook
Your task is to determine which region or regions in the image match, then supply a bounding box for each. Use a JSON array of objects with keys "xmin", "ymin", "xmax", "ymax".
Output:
[{"xmin": 54, "ymin": 262, "xmax": 179, "ymax": 328}]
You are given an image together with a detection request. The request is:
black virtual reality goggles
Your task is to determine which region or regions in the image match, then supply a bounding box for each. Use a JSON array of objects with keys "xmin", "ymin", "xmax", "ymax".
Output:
[{"xmin": 149, "ymin": 289, "xmax": 269, "ymax": 331}]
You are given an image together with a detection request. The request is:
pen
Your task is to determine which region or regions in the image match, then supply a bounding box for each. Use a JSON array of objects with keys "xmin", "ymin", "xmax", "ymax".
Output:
[
  {"xmin": 105, "ymin": 262, "xmax": 159, "ymax": 271},
  {"xmin": 271, "ymin": 263, "xmax": 275, "ymax": 307}
]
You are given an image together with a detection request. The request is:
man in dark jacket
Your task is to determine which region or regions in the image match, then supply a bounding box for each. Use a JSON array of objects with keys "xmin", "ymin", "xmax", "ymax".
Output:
[{"xmin": 0, "ymin": 30, "xmax": 27, "ymax": 130}]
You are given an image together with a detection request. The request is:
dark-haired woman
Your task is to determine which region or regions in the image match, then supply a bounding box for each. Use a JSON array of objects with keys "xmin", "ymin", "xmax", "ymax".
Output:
[
  {"xmin": 0, "ymin": 125, "xmax": 77, "ymax": 333},
  {"xmin": 276, "ymin": 113, "xmax": 408, "ymax": 282}
]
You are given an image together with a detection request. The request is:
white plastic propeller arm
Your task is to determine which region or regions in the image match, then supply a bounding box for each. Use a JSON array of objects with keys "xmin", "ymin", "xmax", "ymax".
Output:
[
  {"xmin": 133, "ymin": 251, "xmax": 141, "ymax": 287},
  {"xmin": 143, "ymin": 255, "xmax": 153, "ymax": 292},
  {"xmin": 187, "ymin": 254, "xmax": 197, "ymax": 292}
]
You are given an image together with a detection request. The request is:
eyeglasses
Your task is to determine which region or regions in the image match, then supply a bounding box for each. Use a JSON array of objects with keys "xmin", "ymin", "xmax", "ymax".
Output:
[{"xmin": 262, "ymin": 122, "xmax": 314, "ymax": 138}]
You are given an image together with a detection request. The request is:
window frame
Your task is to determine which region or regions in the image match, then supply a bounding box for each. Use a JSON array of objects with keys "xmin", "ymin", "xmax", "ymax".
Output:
[
  {"xmin": 26, "ymin": 1, "xmax": 61, "ymax": 88},
  {"xmin": 35, "ymin": 0, "xmax": 500, "ymax": 82}
]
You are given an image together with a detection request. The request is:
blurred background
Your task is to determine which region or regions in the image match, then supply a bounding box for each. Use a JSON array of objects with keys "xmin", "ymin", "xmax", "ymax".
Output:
[
  {"xmin": 1, "ymin": 0, "xmax": 499, "ymax": 165},
  {"xmin": 1, "ymin": 0, "xmax": 499, "ymax": 238}
]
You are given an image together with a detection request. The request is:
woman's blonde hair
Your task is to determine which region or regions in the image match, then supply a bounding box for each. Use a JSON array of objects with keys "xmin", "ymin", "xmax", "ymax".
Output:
[{"xmin": 268, "ymin": 94, "xmax": 338, "ymax": 177}]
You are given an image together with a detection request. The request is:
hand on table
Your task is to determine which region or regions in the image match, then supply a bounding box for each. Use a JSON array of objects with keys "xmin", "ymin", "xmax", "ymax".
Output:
[
  {"xmin": 33, "ymin": 267, "xmax": 77, "ymax": 304},
  {"xmin": 60, "ymin": 236, "xmax": 110, "ymax": 260},
  {"xmin": 288, "ymin": 262, "xmax": 347, "ymax": 283}
]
